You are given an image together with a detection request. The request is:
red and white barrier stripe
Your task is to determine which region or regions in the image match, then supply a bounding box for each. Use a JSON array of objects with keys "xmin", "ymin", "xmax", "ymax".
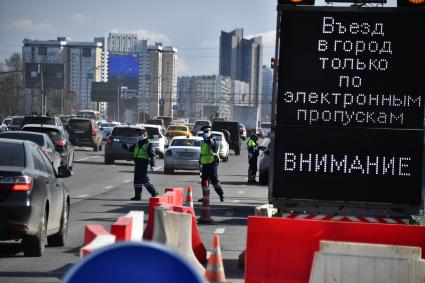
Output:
[{"xmin": 282, "ymin": 213, "xmax": 410, "ymax": 225}]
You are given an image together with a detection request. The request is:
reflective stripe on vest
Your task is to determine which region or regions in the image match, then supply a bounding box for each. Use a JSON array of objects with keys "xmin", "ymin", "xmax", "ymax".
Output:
[
  {"xmin": 200, "ymin": 142, "xmax": 219, "ymax": 165},
  {"xmin": 134, "ymin": 142, "xmax": 150, "ymax": 160}
]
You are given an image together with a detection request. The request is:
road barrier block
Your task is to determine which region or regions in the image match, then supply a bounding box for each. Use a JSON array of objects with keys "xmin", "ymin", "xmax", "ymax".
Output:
[
  {"xmin": 84, "ymin": 224, "xmax": 110, "ymax": 245},
  {"xmin": 80, "ymin": 234, "xmax": 116, "ymax": 258},
  {"xmin": 245, "ymin": 216, "xmax": 425, "ymax": 283},
  {"xmin": 173, "ymin": 205, "xmax": 207, "ymax": 264},
  {"xmin": 144, "ymin": 195, "xmax": 169, "ymax": 240},
  {"xmin": 165, "ymin": 187, "xmax": 184, "ymax": 206},
  {"xmin": 153, "ymin": 208, "xmax": 205, "ymax": 276},
  {"xmin": 111, "ymin": 216, "xmax": 132, "ymax": 241},
  {"xmin": 126, "ymin": 211, "xmax": 144, "ymax": 241},
  {"xmin": 310, "ymin": 241, "xmax": 425, "ymax": 283}
]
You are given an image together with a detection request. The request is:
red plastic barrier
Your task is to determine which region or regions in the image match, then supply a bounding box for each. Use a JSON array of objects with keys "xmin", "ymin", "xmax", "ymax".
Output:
[
  {"xmin": 173, "ymin": 205, "xmax": 207, "ymax": 264},
  {"xmin": 143, "ymin": 195, "xmax": 169, "ymax": 240},
  {"xmin": 111, "ymin": 216, "xmax": 133, "ymax": 241},
  {"xmin": 245, "ymin": 216, "xmax": 425, "ymax": 283},
  {"xmin": 165, "ymin": 191, "xmax": 177, "ymax": 206},
  {"xmin": 165, "ymin": 187, "xmax": 184, "ymax": 206},
  {"xmin": 84, "ymin": 224, "xmax": 110, "ymax": 244}
]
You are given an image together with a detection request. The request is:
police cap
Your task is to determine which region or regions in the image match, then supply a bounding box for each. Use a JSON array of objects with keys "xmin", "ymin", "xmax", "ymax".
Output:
[{"xmin": 200, "ymin": 125, "xmax": 212, "ymax": 132}]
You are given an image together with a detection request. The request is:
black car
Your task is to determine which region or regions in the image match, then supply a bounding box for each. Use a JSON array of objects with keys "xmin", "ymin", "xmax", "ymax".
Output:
[
  {"xmin": 0, "ymin": 138, "xmax": 71, "ymax": 256},
  {"xmin": 21, "ymin": 124, "xmax": 74, "ymax": 172},
  {"xmin": 7, "ymin": 116, "xmax": 24, "ymax": 131},
  {"xmin": 66, "ymin": 118, "xmax": 103, "ymax": 151},
  {"xmin": 0, "ymin": 131, "xmax": 62, "ymax": 174},
  {"xmin": 212, "ymin": 121, "xmax": 241, "ymax": 155},
  {"xmin": 20, "ymin": 115, "xmax": 63, "ymax": 130}
]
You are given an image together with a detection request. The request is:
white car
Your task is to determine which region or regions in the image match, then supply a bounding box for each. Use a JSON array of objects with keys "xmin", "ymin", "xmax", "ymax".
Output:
[
  {"xmin": 164, "ymin": 136, "xmax": 203, "ymax": 174},
  {"xmin": 197, "ymin": 131, "xmax": 230, "ymax": 162},
  {"xmin": 137, "ymin": 124, "xmax": 168, "ymax": 159}
]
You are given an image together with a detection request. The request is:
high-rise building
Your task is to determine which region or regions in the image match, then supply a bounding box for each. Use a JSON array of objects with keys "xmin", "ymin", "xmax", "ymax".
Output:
[
  {"xmin": 219, "ymin": 29, "xmax": 263, "ymax": 119},
  {"xmin": 261, "ymin": 65, "xmax": 273, "ymax": 122},
  {"xmin": 177, "ymin": 75, "xmax": 240, "ymax": 121},
  {"xmin": 161, "ymin": 46, "xmax": 178, "ymax": 117},
  {"xmin": 107, "ymin": 33, "xmax": 138, "ymax": 53},
  {"xmin": 22, "ymin": 37, "xmax": 106, "ymax": 114}
]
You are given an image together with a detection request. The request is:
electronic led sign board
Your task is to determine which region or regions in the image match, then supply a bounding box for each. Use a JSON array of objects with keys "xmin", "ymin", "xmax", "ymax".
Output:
[{"xmin": 272, "ymin": 7, "xmax": 425, "ymax": 211}]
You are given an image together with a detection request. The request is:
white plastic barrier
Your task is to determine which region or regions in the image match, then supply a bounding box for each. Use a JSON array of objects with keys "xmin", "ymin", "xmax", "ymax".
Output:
[
  {"xmin": 152, "ymin": 208, "xmax": 205, "ymax": 276},
  {"xmin": 126, "ymin": 211, "xmax": 144, "ymax": 241},
  {"xmin": 80, "ymin": 234, "xmax": 116, "ymax": 257},
  {"xmin": 254, "ymin": 204, "xmax": 277, "ymax": 217},
  {"xmin": 309, "ymin": 240, "xmax": 425, "ymax": 283}
]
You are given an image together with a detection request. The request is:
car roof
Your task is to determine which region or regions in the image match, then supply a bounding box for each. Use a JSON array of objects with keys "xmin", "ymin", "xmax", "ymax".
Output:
[
  {"xmin": 0, "ymin": 131, "xmax": 48, "ymax": 137},
  {"xmin": 114, "ymin": 125, "xmax": 143, "ymax": 129},
  {"xmin": 69, "ymin": 117, "xmax": 93, "ymax": 121},
  {"xmin": 196, "ymin": 131, "xmax": 223, "ymax": 135},
  {"xmin": 21, "ymin": 124, "xmax": 63, "ymax": 130},
  {"xmin": 172, "ymin": 136, "xmax": 203, "ymax": 140},
  {"xmin": 137, "ymin": 123, "xmax": 161, "ymax": 128}
]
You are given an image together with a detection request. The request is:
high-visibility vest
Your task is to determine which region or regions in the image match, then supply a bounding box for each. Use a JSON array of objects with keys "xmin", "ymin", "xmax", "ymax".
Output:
[
  {"xmin": 200, "ymin": 142, "xmax": 219, "ymax": 165},
  {"xmin": 247, "ymin": 138, "xmax": 256, "ymax": 150},
  {"xmin": 133, "ymin": 142, "xmax": 150, "ymax": 160}
]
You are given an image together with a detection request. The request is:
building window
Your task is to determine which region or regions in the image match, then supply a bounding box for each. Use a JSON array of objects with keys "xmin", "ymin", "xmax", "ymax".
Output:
[
  {"xmin": 83, "ymin": 48, "xmax": 91, "ymax": 57},
  {"xmin": 38, "ymin": 47, "xmax": 47, "ymax": 55}
]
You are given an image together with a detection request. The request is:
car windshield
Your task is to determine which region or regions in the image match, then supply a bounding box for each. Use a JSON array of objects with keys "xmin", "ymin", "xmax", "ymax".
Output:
[
  {"xmin": 0, "ymin": 133, "xmax": 45, "ymax": 146},
  {"xmin": 68, "ymin": 119, "xmax": 91, "ymax": 129},
  {"xmin": 22, "ymin": 127, "xmax": 61, "ymax": 141},
  {"xmin": 168, "ymin": 126, "xmax": 187, "ymax": 131},
  {"xmin": 2, "ymin": 119, "xmax": 12, "ymax": 125},
  {"xmin": 0, "ymin": 142, "xmax": 25, "ymax": 166},
  {"xmin": 11, "ymin": 117, "xmax": 23, "ymax": 125},
  {"xmin": 22, "ymin": 116, "xmax": 56, "ymax": 126},
  {"xmin": 112, "ymin": 128, "xmax": 141, "ymax": 137},
  {"xmin": 145, "ymin": 127, "xmax": 160, "ymax": 138},
  {"xmin": 171, "ymin": 139, "xmax": 201, "ymax": 147}
]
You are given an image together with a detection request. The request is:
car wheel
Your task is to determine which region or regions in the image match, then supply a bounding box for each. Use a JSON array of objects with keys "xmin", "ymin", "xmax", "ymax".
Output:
[
  {"xmin": 259, "ymin": 171, "xmax": 268, "ymax": 185},
  {"xmin": 164, "ymin": 166, "xmax": 174, "ymax": 174},
  {"xmin": 234, "ymin": 147, "xmax": 241, "ymax": 156},
  {"xmin": 98, "ymin": 143, "xmax": 103, "ymax": 151},
  {"xmin": 158, "ymin": 152, "xmax": 164, "ymax": 159},
  {"xmin": 48, "ymin": 199, "xmax": 69, "ymax": 247},
  {"xmin": 93, "ymin": 144, "xmax": 98, "ymax": 152},
  {"xmin": 105, "ymin": 156, "xmax": 114, "ymax": 165},
  {"xmin": 23, "ymin": 209, "xmax": 47, "ymax": 257}
]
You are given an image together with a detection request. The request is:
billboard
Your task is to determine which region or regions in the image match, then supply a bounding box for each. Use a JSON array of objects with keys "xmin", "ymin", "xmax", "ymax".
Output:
[
  {"xmin": 108, "ymin": 54, "xmax": 139, "ymax": 79},
  {"xmin": 271, "ymin": 6, "xmax": 425, "ymax": 214},
  {"xmin": 25, "ymin": 63, "xmax": 64, "ymax": 89}
]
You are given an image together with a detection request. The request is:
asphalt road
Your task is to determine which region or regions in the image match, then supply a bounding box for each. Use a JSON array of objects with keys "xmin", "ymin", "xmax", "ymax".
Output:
[{"xmin": 0, "ymin": 142, "xmax": 268, "ymax": 283}]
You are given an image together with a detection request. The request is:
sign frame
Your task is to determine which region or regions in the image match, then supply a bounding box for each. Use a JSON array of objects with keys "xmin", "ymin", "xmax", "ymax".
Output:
[{"xmin": 269, "ymin": 5, "xmax": 425, "ymax": 217}]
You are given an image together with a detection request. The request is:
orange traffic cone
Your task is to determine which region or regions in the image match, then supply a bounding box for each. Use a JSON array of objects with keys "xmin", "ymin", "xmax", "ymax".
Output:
[
  {"xmin": 198, "ymin": 179, "xmax": 214, "ymax": 224},
  {"xmin": 185, "ymin": 186, "xmax": 194, "ymax": 207},
  {"xmin": 205, "ymin": 235, "xmax": 226, "ymax": 282}
]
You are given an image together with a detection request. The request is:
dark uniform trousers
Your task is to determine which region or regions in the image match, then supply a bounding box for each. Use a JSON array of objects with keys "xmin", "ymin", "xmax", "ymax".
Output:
[
  {"xmin": 201, "ymin": 162, "xmax": 224, "ymax": 197},
  {"xmin": 133, "ymin": 159, "xmax": 157, "ymax": 198}
]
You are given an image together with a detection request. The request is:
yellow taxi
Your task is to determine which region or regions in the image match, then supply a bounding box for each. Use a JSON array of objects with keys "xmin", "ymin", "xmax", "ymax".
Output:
[{"xmin": 166, "ymin": 125, "xmax": 192, "ymax": 138}]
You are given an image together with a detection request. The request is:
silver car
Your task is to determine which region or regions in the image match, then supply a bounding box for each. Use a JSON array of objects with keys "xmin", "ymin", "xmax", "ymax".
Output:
[
  {"xmin": 164, "ymin": 136, "xmax": 203, "ymax": 174},
  {"xmin": 100, "ymin": 122, "xmax": 120, "ymax": 141}
]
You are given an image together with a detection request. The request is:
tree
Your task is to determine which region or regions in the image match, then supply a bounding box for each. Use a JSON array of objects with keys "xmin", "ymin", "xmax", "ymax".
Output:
[{"xmin": 0, "ymin": 53, "xmax": 24, "ymax": 119}]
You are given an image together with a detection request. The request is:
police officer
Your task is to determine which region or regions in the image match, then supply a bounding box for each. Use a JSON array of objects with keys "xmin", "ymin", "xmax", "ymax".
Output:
[
  {"xmin": 199, "ymin": 125, "xmax": 224, "ymax": 202},
  {"xmin": 121, "ymin": 128, "xmax": 159, "ymax": 200},
  {"xmin": 247, "ymin": 134, "xmax": 262, "ymax": 184}
]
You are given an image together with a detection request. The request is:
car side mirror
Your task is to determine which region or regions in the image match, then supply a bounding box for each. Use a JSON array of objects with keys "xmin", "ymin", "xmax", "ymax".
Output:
[
  {"xmin": 99, "ymin": 127, "xmax": 103, "ymax": 130},
  {"xmin": 153, "ymin": 135, "xmax": 159, "ymax": 139},
  {"xmin": 57, "ymin": 167, "xmax": 72, "ymax": 178},
  {"xmin": 165, "ymin": 144, "xmax": 169, "ymax": 149}
]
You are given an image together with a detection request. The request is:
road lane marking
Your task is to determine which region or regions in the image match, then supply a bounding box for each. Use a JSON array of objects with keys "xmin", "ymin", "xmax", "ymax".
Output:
[
  {"xmin": 238, "ymin": 190, "xmax": 245, "ymax": 194},
  {"xmin": 214, "ymin": 228, "xmax": 225, "ymax": 234},
  {"xmin": 154, "ymin": 166, "xmax": 162, "ymax": 171},
  {"xmin": 75, "ymin": 156, "xmax": 101, "ymax": 162},
  {"xmin": 123, "ymin": 179, "xmax": 131, "ymax": 183},
  {"xmin": 241, "ymin": 185, "xmax": 247, "ymax": 187},
  {"xmin": 77, "ymin": 194, "xmax": 89, "ymax": 198},
  {"xmin": 232, "ymin": 200, "xmax": 241, "ymax": 203},
  {"xmin": 104, "ymin": 185, "xmax": 113, "ymax": 189}
]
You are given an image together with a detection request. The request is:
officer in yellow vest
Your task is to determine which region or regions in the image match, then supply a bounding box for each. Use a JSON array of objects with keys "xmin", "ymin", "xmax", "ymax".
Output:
[
  {"xmin": 247, "ymin": 134, "xmax": 263, "ymax": 184},
  {"xmin": 199, "ymin": 125, "xmax": 224, "ymax": 202},
  {"xmin": 121, "ymin": 128, "xmax": 159, "ymax": 200}
]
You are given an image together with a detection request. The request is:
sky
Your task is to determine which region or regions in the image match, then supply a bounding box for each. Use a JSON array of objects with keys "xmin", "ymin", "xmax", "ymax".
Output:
[{"xmin": 0, "ymin": 0, "xmax": 277, "ymax": 76}]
